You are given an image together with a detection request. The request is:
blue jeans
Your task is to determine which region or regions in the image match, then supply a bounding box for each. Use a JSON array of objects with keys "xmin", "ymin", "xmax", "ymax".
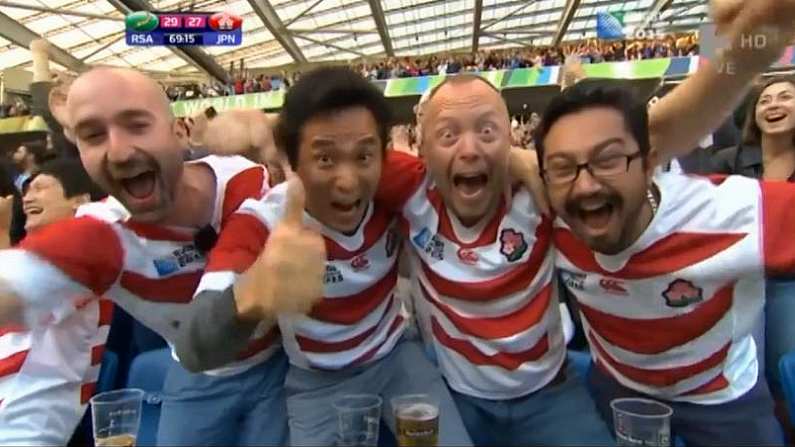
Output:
[
  {"xmin": 284, "ymin": 339, "xmax": 472, "ymax": 446},
  {"xmin": 157, "ymin": 350, "xmax": 289, "ymax": 446},
  {"xmin": 450, "ymin": 359, "xmax": 614, "ymax": 446},
  {"xmin": 588, "ymin": 363, "xmax": 784, "ymax": 446},
  {"xmin": 766, "ymin": 279, "xmax": 795, "ymax": 398}
]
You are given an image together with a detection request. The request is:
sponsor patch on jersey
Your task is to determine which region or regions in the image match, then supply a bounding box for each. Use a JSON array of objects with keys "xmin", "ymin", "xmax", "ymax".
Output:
[
  {"xmin": 351, "ymin": 254, "xmax": 370, "ymax": 272},
  {"xmin": 324, "ymin": 264, "xmax": 344, "ymax": 284},
  {"xmin": 499, "ymin": 228, "xmax": 527, "ymax": 262},
  {"xmin": 153, "ymin": 244, "xmax": 204, "ymax": 277},
  {"xmin": 599, "ymin": 278, "xmax": 628, "ymax": 295},
  {"xmin": 425, "ymin": 235, "xmax": 444, "ymax": 260},
  {"xmin": 413, "ymin": 227, "xmax": 432, "ymax": 249},
  {"xmin": 560, "ymin": 269, "xmax": 586, "ymax": 291},
  {"xmin": 662, "ymin": 279, "xmax": 703, "ymax": 307},
  {"xmin": 457, "ymin": 248, "xmax": 478, "ymax": 265}
]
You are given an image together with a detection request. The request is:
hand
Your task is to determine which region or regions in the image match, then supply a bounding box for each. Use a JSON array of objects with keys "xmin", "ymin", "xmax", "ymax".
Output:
[
  {"xmin": 711, "ymin": 0, "xmax": 795, "ymax": 40},
  {"xmin": 509, "ymin": 148, "xmax": 550, "ymax": 216},
  {"xmin": 233, "ymin": 175, "xmax": 326, "ymax": 320},
  {"xmin": 0, "ymin": 195, "xmax": 13, "ymax": 232}
]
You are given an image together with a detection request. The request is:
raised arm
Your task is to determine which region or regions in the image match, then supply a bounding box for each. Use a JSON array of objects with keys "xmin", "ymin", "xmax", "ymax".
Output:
[{"xmin": 650, "ymin": 0, "xmax": 795, "ymax": 164}]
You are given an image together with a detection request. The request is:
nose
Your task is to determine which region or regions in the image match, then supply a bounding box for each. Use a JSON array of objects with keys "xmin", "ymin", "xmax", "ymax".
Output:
[
  {"xmin": 106, "ymin": 128, "xmax": 136, "ymax": 164},
  {"xmin": 456, "ymin": 132, "xmax": 481, "ymax": 163},
  {"xmin": 333, "ymin": 163, "xmax": 361, "ymax": 196},
  {"xmin": 570, "ymin": 167, "xmax": 603, "ymax": 197}
]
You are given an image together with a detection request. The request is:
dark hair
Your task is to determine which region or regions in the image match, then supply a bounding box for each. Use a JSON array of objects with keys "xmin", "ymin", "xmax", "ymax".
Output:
[
  {"xmin": 742, "ymin": 75, "xmax": 795, "ymax": 146},
  {"xmin": 24, "ymin": 158, "xmax": 104, "ymax": 200},
  {"xmin": 17, "ymin": 140, "xmax": 49, "ymax": 166},
  {"xmin": 534, "ymin": 82, "xmax": 650, "ymax": 171},
  {"xmin": 274, "ymin": 66, "xmax": 392, "ymax": 169}
]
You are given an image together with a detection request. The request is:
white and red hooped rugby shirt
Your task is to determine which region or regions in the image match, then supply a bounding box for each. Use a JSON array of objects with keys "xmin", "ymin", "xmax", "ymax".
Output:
[
  {"xmin": 0, "ymin": 155, "xmax": 279, "ymax": 377},
  {"xmin": 214, "ymin": 180, "xmax": 407, "ymax": 371},
  {"xmin": 554, "ymin": 173, "xmax": 795, "ymax": 404},
  {"xmin": 0, "ymin": 298, "xmax": 112, "ymax": 445},
  {"xmin": 375, "ymin": 151, "xmax": 565, "ymax": 400}
]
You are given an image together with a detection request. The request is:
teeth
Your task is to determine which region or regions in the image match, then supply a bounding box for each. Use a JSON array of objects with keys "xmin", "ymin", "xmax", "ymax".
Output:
[{"xmin": 580, "ymin": 203, "xmax": 607, "ymax": 211}]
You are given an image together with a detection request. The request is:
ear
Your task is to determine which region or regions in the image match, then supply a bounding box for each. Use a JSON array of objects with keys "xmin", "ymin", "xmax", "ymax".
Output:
[
  {"xmin": 173, "ymin": 119, "xmax": 189, "ymax": 145},
  {"xmin": 644, "ymin": 148, "xmax": 660, "ymax": 180},
  {"xmin": 70, "ymin": 193, "xmax": 90, "ymax": 210}
]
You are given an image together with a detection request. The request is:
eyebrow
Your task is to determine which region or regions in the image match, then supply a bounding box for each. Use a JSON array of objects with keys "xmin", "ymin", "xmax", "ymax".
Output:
[
  {"xmin": 73, "ymin": 109, "xmax": 154, "ymax": 133},
  {"xmin": 546, "ymin": 137, "xmax": 626, "ymax": 161}
]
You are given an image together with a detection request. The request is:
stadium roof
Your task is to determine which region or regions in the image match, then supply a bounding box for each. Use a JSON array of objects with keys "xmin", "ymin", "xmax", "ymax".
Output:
[{"xmin": 0, "ymin": 0, "xmax": 708, "ymax": 80}]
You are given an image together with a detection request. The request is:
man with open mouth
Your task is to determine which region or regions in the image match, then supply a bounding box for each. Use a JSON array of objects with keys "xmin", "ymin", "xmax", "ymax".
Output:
[{"xmin": 0, "ymin": 67, "xmax": 294, "ymax": 446}]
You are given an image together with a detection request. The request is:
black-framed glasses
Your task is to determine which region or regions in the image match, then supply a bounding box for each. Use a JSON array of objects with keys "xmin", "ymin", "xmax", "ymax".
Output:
[{"xmin": 542, "ymin": 152, "xmax": 643, "ymax": 185}]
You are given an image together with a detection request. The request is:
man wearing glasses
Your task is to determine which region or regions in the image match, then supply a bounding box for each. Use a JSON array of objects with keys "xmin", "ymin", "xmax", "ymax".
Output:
[{"xmin": 534, "ymin": 78, "xmax": 795, "ymax": 444}]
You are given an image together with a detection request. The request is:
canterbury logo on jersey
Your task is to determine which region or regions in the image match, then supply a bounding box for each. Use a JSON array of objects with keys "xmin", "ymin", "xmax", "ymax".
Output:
[
  {"xmin": 152, "ymin": 244, "xmax": 204, "ymax": 277},
  {"xmin": 599, "ymin": 278, "xmax": 628, "ymax": 295}
]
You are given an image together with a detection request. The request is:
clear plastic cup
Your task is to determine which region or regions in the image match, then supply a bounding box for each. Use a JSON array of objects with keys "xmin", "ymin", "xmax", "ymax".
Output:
[
  {"xmin": 333, "ymin": 394, "xmax": 382, "ymax": 447},
  {"xmin": 611, "ymin": 398, "xmax": 673, "ymax": 447},
  {"xmin": 90, "ymin": 388, "xmax": 144, "ymax": 447}
]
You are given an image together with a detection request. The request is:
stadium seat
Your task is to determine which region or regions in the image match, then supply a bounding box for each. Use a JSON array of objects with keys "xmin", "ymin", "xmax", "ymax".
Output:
[
  {"xmin": 779, "ymin": 351, "xmax": 795, "ymax": 426},
  {"xmin": 126, "ymin": 348, "xmax": 173, "ymax": 446},
  {"xmin": 97, "ymin": 350, "xmax": 119, "ymax": 394}
]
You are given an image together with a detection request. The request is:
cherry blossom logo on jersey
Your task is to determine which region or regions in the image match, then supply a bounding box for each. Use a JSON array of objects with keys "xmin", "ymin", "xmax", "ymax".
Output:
[
  {"xmin": 351, "ymin": 255, "xmax": 370, "ymax": 272},
  {"xmin": 457, "ymin": 248, "xmax": 478, "ymax": 265},
  {"xmin": 662, "ymin": 279, "xmax": 703, "ymax": 307},
  {"xmin": 385, "ymin": 227, "xmax": 399, "ymax": 258},
  {"xmin": 599, "ymin": 278, "xmax": 628, "ymax": 295},
  {"xmin": 499, "ymin": 228, "xmax": 527, "ymax": 262}
]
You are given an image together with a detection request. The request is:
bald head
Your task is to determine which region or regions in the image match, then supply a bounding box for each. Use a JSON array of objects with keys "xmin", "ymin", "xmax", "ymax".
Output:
[
  {"xmin": 422, "ymin": 76, "xmax": 509, "ymax": 130},
  {"xmin": 67, "ymin": 67, "xmax": 173, "ymax": 126}
]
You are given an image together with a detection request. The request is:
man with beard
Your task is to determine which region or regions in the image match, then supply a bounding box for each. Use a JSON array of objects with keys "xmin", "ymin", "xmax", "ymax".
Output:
[
  {"xmin": 0, "ymin": 67, "xmax": 313, "ymax": 445},
  {"xmin": 533, "ymin": 80, "xmax": 795, "ymax": 444}
]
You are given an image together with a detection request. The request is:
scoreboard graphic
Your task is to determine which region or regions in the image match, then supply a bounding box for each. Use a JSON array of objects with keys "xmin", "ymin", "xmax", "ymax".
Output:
[{"xmin": 125, "ymin": 11, "xmax": 242, "ymax": 46}]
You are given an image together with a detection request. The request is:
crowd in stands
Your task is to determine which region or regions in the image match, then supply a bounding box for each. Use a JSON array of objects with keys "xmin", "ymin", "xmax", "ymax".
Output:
[{"xmin": 0, "ymin": 102, "xmax": 31, "ymax": 118}]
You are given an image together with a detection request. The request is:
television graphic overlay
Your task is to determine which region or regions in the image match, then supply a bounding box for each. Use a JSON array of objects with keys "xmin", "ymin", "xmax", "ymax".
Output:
[{"xmin": 125, "ymin": 11, "xmax": 243, "ymax": 47}]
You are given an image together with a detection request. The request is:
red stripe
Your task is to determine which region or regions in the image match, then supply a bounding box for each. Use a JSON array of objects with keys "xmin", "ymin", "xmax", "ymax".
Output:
[
  {"xmin": 375, "ymin": 150, "xmax": 427, "ymax": 214},
  {"xmin": 421, "ymin": 280, "xmax": 552, "ymax": 339},
  {"xmin": 206, "ymin": 213, "xmax": 269, "ymax": 273},
  {"xmin": 325, "ymin": 207, "xmax": 393, "ymax": 260},
  {"xmin": 588, "ymin": 331, "xmax": 730, "ymax": 387},
  {"xmin": 80, "ymin": 382, "xmax": 96, "ymax": 404},
  {"xmin": 350, "ymin": 315, "xmax": 405, "ymax": 367},
  {"xmin": 0, "ymin": 350, "xmax": 29, "ymax": 378},
  {"xmin": 762, "ymin": 181, "xmax": 795, "ymax": 276},
  {"xmin": 420, "ymin": 216, "xmax": 551, "ymax": 302},
  {"xmin": 237, "ymin": 327, "xmax": 279, "ymax": 361},
  {"xmin": 431, "ymin": 318, "xmax": 549, "ymax": 370},
  {"xmin": 577, "ymin": 284, "xmax": 734, "ymax": 355},
  {"xmin": 682, "ymin": 373, "xmax": 730, "ymax": 396},
  {"xmin": 19, "ymin": 216, "xmax": 124, "ymax": 296},
  {"xmin": 222, "ymin": 166, "xmax": 266, "ymax": 225},
  {"xmin": 428, "ymin": 188, "xmax": 506, "ymax": 249},
  {"xmin": 98, "ymin": 299, "xmax": 114, "ymax": 327},
  {"xmin": 120, "ymin": 221, "xmax": 195, "ymax": 242},
  {"xmin": 119, "ymin": 270, "xmax": 203, "ymax": 303},
  {"xmin": 310, "ymin": 265, "xmax": 398, "ymax": 325},
  {"xmin": 90, "ymin": 345, "xmax": 105, "ymax": 366},
  {"xmin": 0, "ymin": 325, "xmax": 26, "ymax": 337},
  {"xmin": 554, "ymin": 230, "xmax": 746, "ymax": 280},
  {"xmin": 297, "ymin": 297, "xmax": 395, "ymax": 353}
]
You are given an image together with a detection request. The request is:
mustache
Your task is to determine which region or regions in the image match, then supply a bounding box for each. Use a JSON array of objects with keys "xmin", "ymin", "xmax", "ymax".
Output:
[
  {"xmin": 102, "ymin": 147, "xmax": 159, "ymax": 179},
  {"xmin": 564, "ymin": 191, "xmax": 622, "ymax": 217}
]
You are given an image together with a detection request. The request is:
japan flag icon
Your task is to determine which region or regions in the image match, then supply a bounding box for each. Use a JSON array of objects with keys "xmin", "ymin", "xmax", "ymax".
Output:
[{"xmin": 209, "ymin": 12, "xmax": 242, "ymax": 31}]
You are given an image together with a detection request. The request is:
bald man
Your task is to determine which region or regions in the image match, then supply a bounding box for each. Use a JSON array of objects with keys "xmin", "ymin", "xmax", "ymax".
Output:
[{"xmin": 0, "ymin": 67, "xmax": 289, "ymax": 446}]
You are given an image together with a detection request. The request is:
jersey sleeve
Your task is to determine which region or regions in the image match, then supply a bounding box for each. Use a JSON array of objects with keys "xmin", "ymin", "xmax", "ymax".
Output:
[
  {"xmin": 220, "ymin": 165, "xmax": 268, "ymax": 227},
  {"xmin": 0, "ymin": 217, "xmax": 123, "ymax": 328},
  {"xmin": 375, "ymin": 150, "xmax": 427, "ymax": 214},
  {"xmin": 760, "ymin": 180, "xmax": 795, "ymax": 277}
]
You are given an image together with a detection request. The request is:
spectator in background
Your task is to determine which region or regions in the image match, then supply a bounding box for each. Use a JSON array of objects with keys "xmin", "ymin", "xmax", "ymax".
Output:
[
  {"xmin": 0, "ymin": 158, "xmax": 108, "ymax": 446},
  {"xmin": 0, "ymin": 159, "xmax": 23, "ymax": 247},
  {"xmin": 11, "ymin": 141, "xmax": 47, "ymax": 192}
]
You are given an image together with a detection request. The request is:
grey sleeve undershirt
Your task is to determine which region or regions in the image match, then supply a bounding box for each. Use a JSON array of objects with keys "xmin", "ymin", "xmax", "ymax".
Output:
[{"xmin": 172, "ymin": 286, "xmax": 260, "ymax": 373}]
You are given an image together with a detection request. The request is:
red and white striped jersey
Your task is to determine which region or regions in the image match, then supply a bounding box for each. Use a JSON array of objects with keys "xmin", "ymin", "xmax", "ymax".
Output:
[
  {"xmin": 0, "ymin": 298, "xmax": 112, "ymax": 445},
  {"xmin": 554, "ymin": 173, "xmax": 795, "ymax": 404},
  {"xmin": 0, "ymin": 155, "xmax": 278, "ymax": 378},
  {"xmin": 214, "ymin": 181, "xmax": 407, "ymax": 370},
  {"xmin": 377, "ymin": 151, "xmax": 565, "ymax": 400}
]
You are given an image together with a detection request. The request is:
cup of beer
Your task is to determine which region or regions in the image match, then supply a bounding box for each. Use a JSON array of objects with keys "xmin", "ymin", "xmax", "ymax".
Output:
[
  {"xmin": 333, "ymin": 394, "xmax": 382, "ymax": 447},
  {"xmin": 90, "ymin": 388, "xmax": 144, "ymax": 447},
  {"xmin": 391, "ymin": 394, "xmax": 439, "ymax": 447},
  {"xmin": 611, "ymin": 397, "xmax": 673, "ymax": 447}
]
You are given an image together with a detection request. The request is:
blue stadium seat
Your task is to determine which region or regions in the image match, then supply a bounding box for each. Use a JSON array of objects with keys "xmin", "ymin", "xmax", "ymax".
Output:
[
  {"xmin": 126, "ymin": 348, "xmax": 173, "ymax": 446},
  {"xmin": 96, "ymin": 350, "xmax": 119, "ymax": 394},
  {"xmin": 779, "ymin": 351, "xmax": 795, "ymax": 426}
]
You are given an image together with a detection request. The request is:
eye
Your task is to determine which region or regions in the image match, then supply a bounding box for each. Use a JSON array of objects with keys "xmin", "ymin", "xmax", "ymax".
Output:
[{"xmin": 315, "ymin": 154, "xmax": 333, "ymax": 167}]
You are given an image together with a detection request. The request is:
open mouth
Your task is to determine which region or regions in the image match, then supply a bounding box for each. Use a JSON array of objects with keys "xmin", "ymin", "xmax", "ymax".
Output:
[
  {"xmin": 119, "ymin": 171, "xmax": 156, "ymax": 200},
  {"xmin": 453, "ymin": 173, "xmax": 489, "ymax": 199},
  {"xmin": 331, "ymin": 199, "xmax": 362, "ymax": 213},
  {"xmin": 577, "ymin": 202, "xmax": 614, "ymax": 230},
  {"xmin": 24, "ymin": 206, "xmax": 43, "ymax": 216}
]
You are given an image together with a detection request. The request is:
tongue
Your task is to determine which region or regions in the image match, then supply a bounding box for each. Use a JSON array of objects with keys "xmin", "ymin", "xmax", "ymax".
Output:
[
  {"xmin": 457, "ymin": 176, "xmax": 487, "ymax": 196},
  {"xmin": 122, "ymin": 172, "xmax": 155, "ymax": 199},
  {"xmin": 582, "ymin": 206, "xmax": 612, "ymax": 229}
]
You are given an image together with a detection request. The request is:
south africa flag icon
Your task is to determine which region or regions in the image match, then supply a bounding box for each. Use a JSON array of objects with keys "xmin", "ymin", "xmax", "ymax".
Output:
[{"xmin": 126, "ymin": 11, "xmax": 159, "ymax": 32}]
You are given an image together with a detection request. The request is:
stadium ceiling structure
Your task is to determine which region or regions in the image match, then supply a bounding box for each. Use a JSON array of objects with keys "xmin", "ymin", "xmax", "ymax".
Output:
[{"xmin": 0, "ymin": 0, "xmax": 709, "ymax": 81}]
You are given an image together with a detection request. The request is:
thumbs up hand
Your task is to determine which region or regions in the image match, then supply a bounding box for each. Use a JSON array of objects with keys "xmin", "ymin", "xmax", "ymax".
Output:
[{"xmin": 234, "ymin": 174, "xmax": 326, "ymax": 321}]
